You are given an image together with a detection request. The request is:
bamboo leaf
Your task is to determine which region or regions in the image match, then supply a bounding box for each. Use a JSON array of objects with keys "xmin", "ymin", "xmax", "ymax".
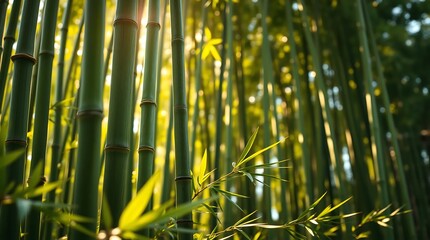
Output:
[
  {"xmin": 121, "ymin": 200, "xmax": 174, "ymax": 231},
  {"xmin": 26, "ymin": 181, "xmax": 62, "ymax": 198},
  {"xmin": 236, "ymin": 137, "xmax": 285, "ymax": 168},
  {"xmin": 198, "ymin": 150, "xmax": 207, "ymax": 185},
  {"xmin": 0, "ymin": 149, "xmax": 24, "ymax": 168},
  {"xmin": 237, "ymin": 127, "xmax": 259, "ymax": 163},
  {"xmin": 304, "ymin": 225, "xmax": 315, "ymax": 236},
  {"xmin": 119, "ymin": 171, "xmax": 160, "ymax": 228},
  {"xmin": 205, "ymin": 27, "xmax": 212, "ymax": 40},
  {"xmin": 147, "ymin": 196, "xmax": 218, "ymax": 227},
  {"xmin": 101, "ymin": 194, "xmax": 113, "ymax": 231},
  {"xmin": 210, "ymin": 46, "xmax": 221, "ymax": 60}
]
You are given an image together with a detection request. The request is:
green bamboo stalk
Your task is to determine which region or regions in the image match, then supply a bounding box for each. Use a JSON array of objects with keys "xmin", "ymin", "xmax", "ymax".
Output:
[
  {"xmin": 223, "ymin": 0, "xmax": 235, "ymax": 229},
  {"xmin": 212, "ymin": 3, "xmax": 227, "ymax": 230},
  {"xmin": 260, "ymin": 0, "xmax": 273, "ymax": 225},
  {"xmin": 102, "ymin": 0, "xmax": 138, "ymax": 228},
  {"xmin": 63, "ymin": 14, "xmax": 84, "ymax": 99},
  {"xmin": 356, "ymin": 1, "xmax": 393, "ymax": 239},
  {"xmin": 154, "ymin": 1, "xmax": 168, "ymax": 202},
  {"xmin": 25, "ymin": 0, "xmax": 60, "ymax": 239},
  {"xmin": 0, "ymin": 0, "xmax": 41, "ymax": 239},
  {"xmin": 170, "ymin": 0, "xmax": 193, "ymax": 238},
  {"xmin": 69, "ymin": 0, "xmax": 105, "ymax": 239},
  {"xmin": 362, "ymin": 2, "xmax": 416, "ymax": 238},
  {"xmin": 43, "ymin": 1, "xmax": 74, "ymax": 239},
  {"xmin": 135, "ymin": 0, "xmax": 160, "ymax": 236},
  {"xmin": 297, "ymin": 0, "xmax": 351, "ymax": 236},
  {"xmin": 234, "ymin": 3, "xmax": 254, "ymax": 228},
  {"xmin": 189, "ymin": 0, "xmax": 207, "ymax": 169},
  {"xmin": 124, "ymin": 0, "xmax": 146, "ymax": 204},
  {"xmin": 161, "ymin": 87, "xmax": 174, "ymax": 204},
  {"xmin": 0, "ymin": 0, "xmax": 22, "ymax": 118},
  {"xmin": 58, "ymin": 92, "xmax": 79, "ymax": 238},
  {"xmin": 0, "ymin": 0, "xmax": 9, "ymax": 60},
  {"xmin": 285, "ymin": 0, "xmax": 313, "ymax": 206},
  {"xmin": 137, "ymin": 0, "xmax": 160, "ymax": 190}
]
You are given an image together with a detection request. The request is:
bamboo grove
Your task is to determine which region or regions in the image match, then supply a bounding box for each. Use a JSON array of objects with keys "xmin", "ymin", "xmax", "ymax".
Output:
[{"xmin": 0, "ymin": 0, "xmax": 429, "ymax": 239}]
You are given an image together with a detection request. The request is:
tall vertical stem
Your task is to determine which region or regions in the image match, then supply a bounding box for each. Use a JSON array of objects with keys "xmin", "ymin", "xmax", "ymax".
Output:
[
  {"xmin": 170, "ymin": 0, "xmax": 193, "ymax": 238},
  {"xmin": 0, "ymin": 0, "xmax": 41, "ymax": 238},
  {"xmin": 69, "ymin": 1, "xmax": 105, "ymax": 239}
]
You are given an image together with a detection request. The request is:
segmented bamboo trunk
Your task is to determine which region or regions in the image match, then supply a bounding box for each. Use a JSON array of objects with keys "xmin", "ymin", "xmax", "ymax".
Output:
[
  {"xmin": 137, "ymin": 0, "xmax": 160, "ymax": 194},
  {"xmin": 0, "ymin": 0, "xmax": 8, "ymax": 60},
  {"xmin": 362, "ymin": 2, "xmax": 416, "ymax": 238},
  {"xmin": 102, "ymin": 0, "xmax": 138, "ymax": 228},
  {"xmin": 285, "ymin": 0, "xmax": 313, "ymax": 207},
  {"xmin": 356, "ymin": 1, "xmax": 394, "ymax": 239},
  {"xmin": 224, "ymin": 0, "xmax": 235, "ymax": 229},
  {"xmin": 0, "ymin": 0, "xmax": 22, "ymax": 118},
  {"xmin": 44, "ymin": 1, "xmax": 74, "ymax": 237},
  {"xmin": 170, "ymin": 0, "xmax": 193, "ymax": 238},
  {"xmin": 69, "ymin": 1, "xmax": 105, "ymax": 239},
  {"xmin": 26, "ymin": 0, "xmax": 60, "ymax": 239},
  {"xmin": 190, "ymin": 0, "xmax": 207, "ymax": 169},
  {"xmin": 260, "ymin": 0, "xmax": 273, "ymax": 225},
  {"xmin": 0, "ymin": 0, "xmax": 41, "ymax": 239}
]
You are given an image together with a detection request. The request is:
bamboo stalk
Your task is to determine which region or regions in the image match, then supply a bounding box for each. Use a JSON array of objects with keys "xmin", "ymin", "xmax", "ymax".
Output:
[
  {"xmin": 189, "ymin": 0, "xmax": 207, "ymax": 169},
  {"xmin": 0, "ymin": 0, "xmax": 22, "ymax": 119},
  {"xmin": 362, "ymin": 2, "xmax": 417, "ymax": 238},
  {"xmin": 69, "ymin": 1, "xmax": 105, "ymax": 239},
  {"xmin": 26, "ymin": 0, "xmax": 60, "ymax": 239},
  {"xmin": 260, "ymin": 0, "xmax": 273, "ymax": 225},
  {"xmin": 223, "ymin": 0, "xmax": 235, "ymax": 229},
  {"xmin": 356, "ymin": 0, "xmax": 394, "ymax": 239},
  {"xmin": 0, "ymin": 0, "xmax": 41, "ymax": 238},
  {"xmin": 44, "ymin": 3, "xmax": 74, "ymax": 236},
  {"xmin": 0, "ymin": 0, "xmax": 9, "ymax": 60},
  {"xmin": 137, "ymin": 0, "xmax": 160, "ymax": 190},
  {"xmin": 170, "ymin": 0, "xmax": 193, "ymax": 238},
  {"xmin": 102, "ymin": 0, "xmax": 138, "ymax": 228},
  {"xmin": 135, "ymin": 0, "xmax": 160, "ymax": 236}
]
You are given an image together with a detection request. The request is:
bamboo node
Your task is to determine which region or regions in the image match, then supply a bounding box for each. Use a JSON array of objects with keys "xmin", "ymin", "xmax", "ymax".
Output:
[
  {"xmin": 172, "ymin": 37, "xmax": 184, "ymax": 43},
  {"xmin": 140, "ymin": 99, "xmax": 157, "ymax": 107},
  {"xmin": 176, "ymin": 219, "xmax": 193, "ymax": 224},
  {"xmin": 76, "ymin": 110, "xmax": 103, "ymax": 119},
  {"xmin": 3, "ymin": 35, "xmax": 15, "ymax": 41},
  {"xmin": 11, "ymin": 53, "xmax": 37, "ymax": 65},
  {"xmin": 113, "ymin": 18, "xmax": 138, "ymax": 28},
  {"xmin": 39, "ymin": 50, "xmax": 55, "ymax": 57},
  {"xmin": 105, "ymin": 145, "xmax": 130, "ymax": 152},
  {"xmin": 138, "ymin": 145, "xmax": 155, "ymax": 153},
  {"xmin": 175, "ymin": 176, "xmax": 192, "ymax": 181},
  {"xmin": 174, "ymin": 104, "xmax": 187, "ymax": 110},
  {"xmin": 146, "ymin": 21, "xmax": 161, "ymax": 29},
  {"xmin": 5, "ymin": 139, "xmax": 27, "ymax": 146}
]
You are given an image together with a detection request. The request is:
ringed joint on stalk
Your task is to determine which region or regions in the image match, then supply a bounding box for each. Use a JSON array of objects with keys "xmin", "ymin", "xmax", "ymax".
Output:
[
  {"xmin": 3, "ymin": 35, "xmax": 15, "ymax": 42},
  {"xmin": 38, "ymin": 50, "xmax": 55, "ymax": 57},
  {"xmin": 171, "ymin": 37, "xmax": 184, "ymax": 43},
  {"xmin": 146, "ymin": 21, "xmax": 161, "ymax": 29},
  {"xmin": 174, "ymin": 104, "xmax": 187, "ymax": 110},
  {"xmin": 5, "ymin": 139, "xmax": 27, "ymax": 146},
  {"xmin": 76, "ymin": 110, "xmax": 103, "ymax": 119},
  {"xmin": 140, "ymin": 99, "xmax": 157, "ymax": 107},
  {"xmin": 175, "ymin": 176, "xmax": 192, "ymax": 182},
  {"xmin": 113, "ymin": 18, "xmax": 138, "ymax": 28},
  {"xmin": 138, "ymin": 145, "xmax": 154, "ymax": 153},
  {"xmin": 11, "ymin": 53, "xmax": 37, "ymax": 65},
  {"xmin": 105, "ymin": 145, "xmax": 130, "ymax": 153}
]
